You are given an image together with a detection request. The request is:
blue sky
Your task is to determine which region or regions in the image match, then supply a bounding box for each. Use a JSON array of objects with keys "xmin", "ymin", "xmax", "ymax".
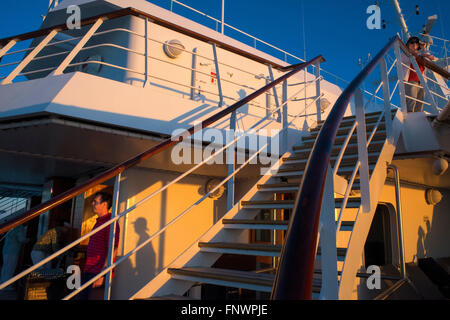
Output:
[{"xmin": 0, "ymin": 0, "xmax": 449, "ymax": 90}]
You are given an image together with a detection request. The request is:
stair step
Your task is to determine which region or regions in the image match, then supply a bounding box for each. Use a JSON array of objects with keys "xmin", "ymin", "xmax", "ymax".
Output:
[
  {"xmin": 313, "ymin": 112, "xmax": 383, "ymax": 128},
  {"xmin": 198, "ymin": 241, "xmax": 347, "ymax": 260},
  {"xmin": 198, "ymin": 242, "xmax": 282, "ymax": 257},
  {"xmin": 168, "ymin": 267, "xmax": 274, "ymax": 292},
  {"xmin": 273, "ymin": 164, "xmax": 376, "ymax": 178},
  {"xmin": 313, "ymin": 109, "xmax": 395, "ymax": 127},
  {"xmin": 241, "ymin": 197, "xmax": 360, "ymax": 209},
  {"xmin": 282, "ymin": 151, "xmax": 380, "ymax": 166},
  {"xmin": 223, "ymin": 219, "xmax": 289, "ymax": 230},
  {"xmin": 257, "ymin": 182, "xmax": 299, "ymax": 193},
  {"xmin": 241, "ymin": 199, "xmax": 295, "ymax": 210},
  {"xmin": 310, "ymin": 122, "xmax": 386, "ymax": 137},
  {"xmin": 293, "ymin": 141, "xmax": 384, "ymax": 157},
  {"xmin": 302, "ymin": 129, "xmax": 386, "ymax": 146},
  {"xmin": 167, "ymin": 267, "xmax": 321, "ymax": 294},
  {"xmin": 335, "ymin": 197, "xmax": 361, "ymax": 208},
  {"xmin": 223, "ymin": 219, "xmax": 354, "ymax": 231}
]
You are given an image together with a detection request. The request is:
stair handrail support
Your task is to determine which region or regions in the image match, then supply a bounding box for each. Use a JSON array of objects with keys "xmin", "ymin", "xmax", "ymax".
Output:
[
  {"xmin": 354, "ymin": 88, "xmax": 371, "ymax": 212},
  {"xmin": 317, "ymin": 163, "xmax": 339, "ymax": 299}
]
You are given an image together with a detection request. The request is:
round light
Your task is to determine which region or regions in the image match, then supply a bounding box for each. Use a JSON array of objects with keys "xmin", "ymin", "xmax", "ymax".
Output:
[
  {"xmin": 320, "ymin": 98, "xmax": 331, "ymax": 113},
  {"xmin": 163, "ymin": 39, "xmax": 185, "ymax": 59},
  {"xmin": 205, "ymin": 178, "xmax": 225, "ymax": 199},
  {"xmin": 431, "ymin": 158, "xmax": 448, "ymax": 176},
  {"xmin": 425, "ymin": 189, "xmax": 443, "ymax": 205}
]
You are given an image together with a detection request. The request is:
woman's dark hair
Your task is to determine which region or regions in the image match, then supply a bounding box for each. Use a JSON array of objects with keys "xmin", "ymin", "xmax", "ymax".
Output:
[
  {"xmin": 406, "ymin": 36, "xmax": 420, "ymax": 46},
  {"xmin": 94, "ymin": 191, "xmax": 113, "ymax": 210}
]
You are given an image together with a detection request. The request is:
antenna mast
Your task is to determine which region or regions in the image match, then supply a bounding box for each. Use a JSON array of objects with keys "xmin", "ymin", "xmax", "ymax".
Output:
[{"xmin": 390, "ymin": 0, "xmax": 410, "ymax": 40}]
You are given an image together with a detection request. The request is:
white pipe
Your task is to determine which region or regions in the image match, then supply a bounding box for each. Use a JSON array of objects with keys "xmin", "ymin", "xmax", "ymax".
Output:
[{"xmin": 391, "ymin": 0, "xmax": 410, "ymax": 40}]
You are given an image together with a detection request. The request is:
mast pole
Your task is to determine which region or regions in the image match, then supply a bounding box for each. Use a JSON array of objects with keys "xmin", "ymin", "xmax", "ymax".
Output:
[{"xmin": 390, "ymin": 0, "xmax": 410, "ymax": 40}]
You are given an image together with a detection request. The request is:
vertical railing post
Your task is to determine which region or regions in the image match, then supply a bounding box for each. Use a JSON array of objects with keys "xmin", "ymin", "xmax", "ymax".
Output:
[
  {"xmin": 190, "ymin": 47, "xmax": 197, "ymax": 100},
  {"xmin": 212, "ymin": 43, "xmax": 224, "ymax": 107},
  {"xmin": 314, "ymin": 62, "xmax": 322, "ymax": 123},
  {"xmin": 227, "ymin": 112, "xmax": 236, "ymax": 211},
  {"xmin": 319, "ymin": 164, "xmax": 338, "ymax": 300},
  {"xmin": 51, "ymin": 18, "xmax": 104, "ymax": 76},
  {"xmin": 409, "ymin": 55, "xmax": 440, "ymax": 113},
  {"xmin": 379, "ymin": 57, "xmax": 392, "ymax": 139},
  {"xmin": 2, "ymin": 30, "xmax": 59, "ymax": 85},
  {"xmin": 394, "ymin": 40, "xmax": 408, "ymax": 117},
  {"xmin": 354, "ymin": 88, "xmax": 371, "ymax": 212},
  {"xmin": 221, "ymin": 0, "xmax": 225, "ymax": 35},
  {"xmin": 281, "ymin": 80, "xmax": 288, "ymax": 153},
  {"xmin": 268, "ymin": 65, "xmax": 281, "ymax": 121},
  {"xmin": 143, "ymin": 17, "xmax": 149, "ymax": 87},
  {"xmin": 104, "ymin": 173, "xmax": 121, "ymax": 300}
]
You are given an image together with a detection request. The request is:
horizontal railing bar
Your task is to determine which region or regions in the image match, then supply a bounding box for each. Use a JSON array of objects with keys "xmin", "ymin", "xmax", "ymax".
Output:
[
  {"xmin": 2, "ymin": 36, "xmax": 82, "ymax": 58},
  {"xmin": 80, "ymin": 43, "xmax": 145, "ymax": 56},
  {"xmin": 67, "ymin": 60, "xmax": 145, "ymax": 75},
  {"xmin": 404, "ymin": 94, "xmax": 432, "ymax": 106},
  {"xmin": 419, "ymin": 33, "xmax": 450, "ymax": 43},
  {"xmin": 17, "ymin": 66, "xmax": 57, "ymax": 77}
]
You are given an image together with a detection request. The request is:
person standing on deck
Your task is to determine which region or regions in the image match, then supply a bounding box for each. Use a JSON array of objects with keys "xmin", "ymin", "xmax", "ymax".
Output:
[
  {"xmin": 403, "ymin": 36, "xmax": 435, "ymax": 112},
  {"xmin": 79, "ymin": 192, "xmax": 120, "ymax": 300}
]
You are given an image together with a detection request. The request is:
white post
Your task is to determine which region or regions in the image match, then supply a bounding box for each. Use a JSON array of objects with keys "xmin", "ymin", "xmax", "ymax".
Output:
[
  {"xmin": 394, "ymin": 41, "xmax": 408, "ymax": 118},
  {"xmin": 390, "ymin": 0, "xmax": 410, "ymax": 40},
  {"xmin": 221, "ymin": 0, "xmax": 225, "ymax": 34},
  {"xmin": 379, "ymin": 57, "xmax": 392, "ymax": 139},
  {"xmin": 104, "ymin": 173, "xmax": 121, "ymax": 300},
  {"xmin": 2, "ymin": 29, "xmax": 59, "ymax": 85},
  {"xmin": 268, "ymin": 65, "xmax": 281, "ymax": 121},
  {"xmin": 354, "ymin": 88, "xmax": 371, "ymax": 213},
  {"xmin": 51, "ymin": 18, "xmax": 104, "ymax": 76},
  {"xmin": 315, "ymin": 62, "xmax": 322, "ymax": 123},
  {"xmin": 143, "ymin": 18, "xmax": 149, "ymax": 87},
  {"xmin": 190, "ymin": 48, "xmax": 197, "ymax": 100},
  {"xmin": 319, "ymin": 164, "xmax": 338, "ymax": 300},
  {"xmin": 212, "ymin": 43, "xmax": 224, "ymax": 107},
  {"xmin": 282, "ymin": 80, "xmax": 288, "ymax": 153}
]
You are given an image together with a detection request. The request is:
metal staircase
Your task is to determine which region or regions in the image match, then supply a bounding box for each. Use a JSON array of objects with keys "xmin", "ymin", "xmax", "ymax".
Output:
[{"xmin": 133, "ymin": 108, "xmax": 401, "ymax": 300}]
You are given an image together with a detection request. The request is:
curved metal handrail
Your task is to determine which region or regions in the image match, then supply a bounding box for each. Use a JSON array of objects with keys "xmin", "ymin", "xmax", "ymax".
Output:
[
  {"xmin": 271, "ymin": 36, "xmax": 399, "ymax": 300},
  {"xmin": 0, "ymin": 55, "xmax": 325, "ymax": 235}
]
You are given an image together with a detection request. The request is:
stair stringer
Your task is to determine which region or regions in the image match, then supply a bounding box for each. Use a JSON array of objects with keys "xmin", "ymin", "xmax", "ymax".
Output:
[
  {"xmin": 338, "ymin": 110, "xmax": 404, "ymax": 300},
  {"xmin": 130, "ymin": 152, "xmax": 292, "ymax": 299}
]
